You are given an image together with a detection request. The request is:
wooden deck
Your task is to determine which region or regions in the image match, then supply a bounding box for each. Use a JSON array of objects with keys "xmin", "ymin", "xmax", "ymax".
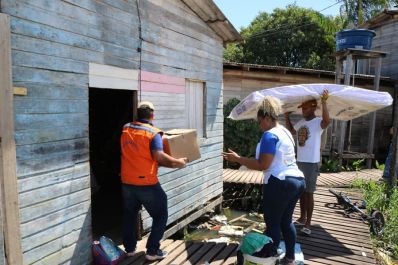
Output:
[
  {"xmin": 293, "ymin": 188, "xmax": 377, "ymax": 265},
  {"xmin": 120, "ymin": 187, "xmax": 376, "ymax": 265},
  {"xmin": 317, "ymin": 169, "xmax": 382, "ymax": 187},
  {"xmin": 119, "ymin": 240, "xmax": 239, "ymax": 265},
  {"xmin": 223, "ymin": 168, "xmax": 382, "ymax": 187}
]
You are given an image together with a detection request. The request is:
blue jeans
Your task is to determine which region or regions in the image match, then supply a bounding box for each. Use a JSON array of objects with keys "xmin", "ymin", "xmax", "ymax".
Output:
[
  {"xmin": 263, "ymin": 176, "xmax": 305, "ymax": 260},
  {"xmin": 122, "ymin": 183, "xmax": 168, "ymax": 254}
]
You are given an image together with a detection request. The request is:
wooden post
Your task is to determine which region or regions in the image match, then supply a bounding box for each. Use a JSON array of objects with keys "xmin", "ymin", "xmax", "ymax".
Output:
[
  {"xmin": 347, "ymin": 60, "xmax": 358, "ymax": 152},
  {"xmin": 214, "ymin": 197, "xmax": 223, "ymax": 214},
  {"xmin": 366, "ymin": 57, "xmax": 382, "ymax": 168},
  {"xmin": 347, "ymin": 120, "xmax": 352, "ymax": 151},
  {"xmin": 132, "ymin": 90, "xmax": 138, "ymax": 121},
  {"xmin": 0, "ymin": 171, "xmax": 4, "ymax": 265},
  {"xmin": 334, "ymin": 57, "xmax": 343, "ymax": 84},
  {"xmin": 331, "ymin": 58, "xmax": 343, "ymax": 159},
  {"xmin": 388, "ymin": 83, "xmax": 398, "ymax": 188},
  {"xmin": 338, "ymin": 55, "xmax": 353, "ymax": 166},
  {"xmin": 0, "ymin": 14, "xmax": 23, "ymax": 265}
]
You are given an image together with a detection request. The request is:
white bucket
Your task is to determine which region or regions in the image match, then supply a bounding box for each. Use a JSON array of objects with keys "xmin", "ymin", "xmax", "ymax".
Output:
[{"xmin": 243, "ymin": 254, "xmax": 278, "ymax": 265}]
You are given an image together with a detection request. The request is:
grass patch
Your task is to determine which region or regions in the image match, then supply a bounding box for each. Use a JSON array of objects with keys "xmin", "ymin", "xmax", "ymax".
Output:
[{"xmin": 352, "ymin": 179, "xmax": 398, "ymax": 259}]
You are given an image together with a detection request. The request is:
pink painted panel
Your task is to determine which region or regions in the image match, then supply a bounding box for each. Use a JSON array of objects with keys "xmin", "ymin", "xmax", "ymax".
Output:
[
  {"xmin": 141, "ymin": 71, "xmax": 185, "ymax": 86},
  {"xmin": 141, "ymin": 81, "xmax": 185, "ymax": 94}
]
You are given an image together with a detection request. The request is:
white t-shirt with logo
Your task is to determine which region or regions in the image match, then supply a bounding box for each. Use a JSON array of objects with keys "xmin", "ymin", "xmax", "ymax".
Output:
[{"xmin": 294, "ymin": 117, "xmax": 323, "ymax": 163}]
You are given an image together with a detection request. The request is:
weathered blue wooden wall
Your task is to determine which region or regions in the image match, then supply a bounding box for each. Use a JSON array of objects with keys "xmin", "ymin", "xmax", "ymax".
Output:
[
  {"xmin": 137, "ymin": 0, "xmax": 224, "ymax": 231},
  {"xmin": 1, "ymin": 0, "xmax": 224, "ymax": 264}
]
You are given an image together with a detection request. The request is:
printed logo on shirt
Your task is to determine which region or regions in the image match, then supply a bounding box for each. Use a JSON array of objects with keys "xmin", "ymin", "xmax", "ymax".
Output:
[{"xmin": 297, "ymin": 125, "xmax": 310, "ymax": 146}]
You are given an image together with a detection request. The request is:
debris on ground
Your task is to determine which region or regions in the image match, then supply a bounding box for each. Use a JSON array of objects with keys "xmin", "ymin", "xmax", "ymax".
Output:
[
  {"xmin": 184, "ymin": 208, "xmax": 266, "ymax": 243},
  {"xmin": 219, "ymin": 225, "xmax": 244, "ymax": 237},
  {"xmin": 206, "ymin": 237, "xmax": 231, "ymax": 243},
  {"xmin": 211, "ymin": 214, "xmax": 228, "ymax": 224}
]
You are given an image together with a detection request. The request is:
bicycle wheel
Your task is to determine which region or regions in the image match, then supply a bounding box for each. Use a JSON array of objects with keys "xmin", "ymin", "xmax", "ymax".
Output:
[{"xmin": 370, "ymin": 210, "xmax": 385, "ymax": 236}]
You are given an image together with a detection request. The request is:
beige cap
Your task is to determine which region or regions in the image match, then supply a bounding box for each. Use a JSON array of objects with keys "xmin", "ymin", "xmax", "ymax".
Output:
[
  {"xmin": 138, "ymin": 101, "xmax": 155, "ymax": 111},
  {"xmin": 298, "ymin": 99, "xmax": 317, "ymax": 108}
]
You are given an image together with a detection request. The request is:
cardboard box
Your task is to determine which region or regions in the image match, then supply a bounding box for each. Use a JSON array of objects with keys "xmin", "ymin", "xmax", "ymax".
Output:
[{"xmin": 163, "ymin": 129, "xmax": 201, "ymax": 162}]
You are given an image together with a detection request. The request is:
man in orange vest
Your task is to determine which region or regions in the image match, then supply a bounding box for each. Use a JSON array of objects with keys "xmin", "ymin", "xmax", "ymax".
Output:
[{"xmin": 121, "ymin": 101, "xmax": 187, "ymax": 261}]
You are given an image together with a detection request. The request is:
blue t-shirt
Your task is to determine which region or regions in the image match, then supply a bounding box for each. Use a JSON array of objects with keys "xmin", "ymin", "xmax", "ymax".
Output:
[
  {"xmin": 137, "ymin": 119, "xmax": 163, "ymax": 151},
  {"xmin": 151, "ymin": 134, "xmax": 163, "ymax": 151},
  {"xmin": 259, "ymin": 131, "xmax": 278, "ymax": 155},
  {"xmin": 256, "ymin": 126, "xmax": 304, "ymax": 184}
]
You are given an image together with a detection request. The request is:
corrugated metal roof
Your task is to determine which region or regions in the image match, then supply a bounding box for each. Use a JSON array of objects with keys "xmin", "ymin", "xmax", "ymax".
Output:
[
  {"xmin": 181, "ymin": 0, "xmax": 243, "ymax": 43},
  {"xmin": 224, "ymin": 62, "xmax": 396, "ymax": 83},
  {"xmin": 224, "ymin": 62, "xmax": 335, "ymax": 75}
]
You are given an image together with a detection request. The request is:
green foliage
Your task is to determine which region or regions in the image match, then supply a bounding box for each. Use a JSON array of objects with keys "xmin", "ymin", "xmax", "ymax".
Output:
[
  {"xmin": 352, "ymin": 158, "xmax": 365, "ymax": 171},
  {"xmin": 338, "ymin": 0, "xmax": 397, "ymax": 27},
  {"xmin": 341, "ymin": 158, "xmax": 365, "ymax": 171},
  {"xmin": 352, "ymin": 180, "xmax": 398, "ymax": 258},
  {"xmin": 352, "ymin": 180, "xmax": 387, "ymax": 211},
  {"xmin": 375, "ymin": 160, "xmax": 385, "ymax": 170},
  {"xmin": 223, "ymin": 98, "xmax": 262, "ymax": 168},
  {"xmin": 320, "ymin": 159, "xmax": 341, "ymax": 173},
  {"xmin": 224, "ymin": 43, "xmax": 244, "ymax": 63},
  {"xmin": 224, "ymin": 5, "xmax": 342, "ymax": 71},
  {"xmin": 321, "ymin": 158, "xmax": 370, "ymax": 172}
]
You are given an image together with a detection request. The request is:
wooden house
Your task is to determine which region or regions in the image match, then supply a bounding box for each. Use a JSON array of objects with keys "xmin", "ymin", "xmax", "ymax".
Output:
[
  {"xmin": 0, "ymin": 1, "xmax": 241, "ymax": 264},
  {"xmin": 223, "ymin": 62, "xmax": 397, "ymax": 163},
  {"xmin": 361, "ymin": 10, "xmax": 398, "ymax": 80}
]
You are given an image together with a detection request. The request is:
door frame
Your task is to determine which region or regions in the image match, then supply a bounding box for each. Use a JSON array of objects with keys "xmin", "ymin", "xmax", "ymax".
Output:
[{"xmin": 0, "ymin": 14, "xmax": 23, "ymax": 265}]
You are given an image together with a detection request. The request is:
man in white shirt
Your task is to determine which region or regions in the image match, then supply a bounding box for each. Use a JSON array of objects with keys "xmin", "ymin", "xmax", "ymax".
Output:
[{"xmin": 285, "ymin": 90, "xmax": 330, "ymax": 235}]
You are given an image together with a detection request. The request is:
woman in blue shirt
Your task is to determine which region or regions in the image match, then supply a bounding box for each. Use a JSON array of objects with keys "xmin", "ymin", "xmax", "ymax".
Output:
[{"xmin": 223, "ymin": 96, "xmax": 305, "ymax": 265}]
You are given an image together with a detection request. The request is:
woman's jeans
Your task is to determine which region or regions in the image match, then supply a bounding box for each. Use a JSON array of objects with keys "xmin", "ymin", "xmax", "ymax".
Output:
[
  {"xmin": 263, "ymin": 176, "xmax": 305, "ymax": 260},
  {"xmin": 122, "ymin": 182, "xmax": 168, "ymax": 254}
]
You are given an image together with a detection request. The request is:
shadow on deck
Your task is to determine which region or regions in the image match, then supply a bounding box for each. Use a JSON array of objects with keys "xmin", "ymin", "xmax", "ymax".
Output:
[{"xmin": 119, "ymin": 170, "xmax": 380, "ymax": 264}]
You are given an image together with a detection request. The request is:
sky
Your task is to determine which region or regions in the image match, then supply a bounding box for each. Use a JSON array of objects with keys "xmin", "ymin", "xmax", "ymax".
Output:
[{"xmin": 213, "ymin": 0, "xmax": 342, "ymax": 30}]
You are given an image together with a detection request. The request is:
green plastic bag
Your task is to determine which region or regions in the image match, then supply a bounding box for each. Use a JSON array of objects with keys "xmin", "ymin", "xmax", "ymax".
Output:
[{"xmin": 240, "ymin": 232, "xmax": 273, "ymax": 255}]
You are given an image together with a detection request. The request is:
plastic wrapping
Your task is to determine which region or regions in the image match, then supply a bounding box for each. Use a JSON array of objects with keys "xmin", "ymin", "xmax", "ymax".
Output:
[{"xmin": 228, "ymin": 83, "xmax": 393, "ymax": 121}]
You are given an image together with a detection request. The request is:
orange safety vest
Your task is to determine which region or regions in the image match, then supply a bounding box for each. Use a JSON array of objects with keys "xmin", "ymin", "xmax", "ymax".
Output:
[{"xmin": 120, "ymin": 121, "xmax": 163, "ymax": 185}]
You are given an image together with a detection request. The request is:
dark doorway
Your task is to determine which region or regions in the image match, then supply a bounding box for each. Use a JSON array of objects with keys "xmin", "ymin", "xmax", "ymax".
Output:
[{"xmin": 89, "ymin": 87, "xmax": 136, "ymax": 241}]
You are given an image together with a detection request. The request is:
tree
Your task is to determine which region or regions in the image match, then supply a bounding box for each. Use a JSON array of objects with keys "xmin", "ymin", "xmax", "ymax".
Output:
[
  {"xmin": 223, "ymin": 98, "xmax": 261, "ymax": 168},
  {"xmin": 224, "ymin": 5, "xmax": 342, "ymax": 71},
  {"xmin": 223, "ymin": 42, "xmax": 244, "ymax": 63},
  {"xmin": 339, "ymin": 0, "xmax": 397, "ymax": 27}
]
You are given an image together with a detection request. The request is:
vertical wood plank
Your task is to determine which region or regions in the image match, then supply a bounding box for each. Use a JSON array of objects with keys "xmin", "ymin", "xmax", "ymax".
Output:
[
  {"xmin": 338, "ymin": 54, "xmax": 353, "ymax": 165},
  {"xmin": 389, "ymin": 82, "xmax": 398, "ymax": 187},
  {"xmin": 0, "ymin": 158, "xmax": 4, "ymax": 265},
  {"xmin": 331, "ymin": 58, "xmax": 343, "ymax": 159},
  {"xmin": 367, "ymin": 57, "xmax": 382, "ymax": 168},
  {"xmin": 132, "ymin": 90, "xmax": 138, "ymax": 121},
  {"xmin": 334, "ymin": 57, "xmax": 342, "ymax": 84},
  {"xmin": 0, "ymin": 14, "xmax": 23, "ymax": 265}
]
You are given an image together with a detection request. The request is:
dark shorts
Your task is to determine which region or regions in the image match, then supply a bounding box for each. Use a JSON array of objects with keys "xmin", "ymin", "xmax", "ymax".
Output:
[{"xmin": 297, "ymin": 162, "xmax": 319, "ymax": 193}]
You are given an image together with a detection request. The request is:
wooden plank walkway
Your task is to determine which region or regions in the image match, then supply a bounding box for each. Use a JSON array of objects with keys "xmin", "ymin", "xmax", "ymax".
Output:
[
  {"xmin": 293, "ymin": 188, "xmax": 376, "ymax": 265},
  {"xmin": 223, "ymin": 168, "xmax": 382, "ymax": 187},
  {"xmin": 119, "ymin": 239, "xmax": 238, "ymax": 265},
  {"xmin": 120, "ymin": 187, "xmax": 376, "ymax": 265},
  {"xmin": 318, "ymin": 169, "xmax": 382, "ymax": 187}
]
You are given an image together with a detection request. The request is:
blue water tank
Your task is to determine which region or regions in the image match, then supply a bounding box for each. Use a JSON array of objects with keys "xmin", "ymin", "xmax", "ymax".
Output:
[{"xmin": 336, "ymin": 29, "xmax": 376, "ymax": 51}]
